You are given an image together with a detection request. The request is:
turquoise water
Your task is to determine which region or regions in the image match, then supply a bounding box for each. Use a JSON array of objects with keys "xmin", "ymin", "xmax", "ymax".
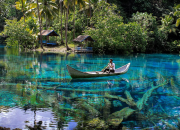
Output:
[{"xmin": 0, "ymin": 45, "xmax": 180, "ymax": 129}]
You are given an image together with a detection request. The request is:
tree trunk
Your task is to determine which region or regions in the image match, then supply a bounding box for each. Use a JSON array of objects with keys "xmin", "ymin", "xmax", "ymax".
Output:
[
  {"xmin": 60, "ymin": 1, "xmax": 64, "ymax": 44},
  {"xmin": 46, "ymin": 14, "xmax": 47, "ymax": 29},
  {"xmin": 89, "ymin": 0, "xmax": 91, "ymax": 27},
  {"xmin": 22, "ymin": 0, "xmax": 25, "ymax": 22},
  {"xmin": 36, "ymin": 0, "xmax": 43, "ymax": 49},
  {"xmin": 73, "ymin": 0, "xmax": 75, "ymax": 39},
  {"xmin": 65, "ymin": 5, "xmax": 71, "ymax": 50}
]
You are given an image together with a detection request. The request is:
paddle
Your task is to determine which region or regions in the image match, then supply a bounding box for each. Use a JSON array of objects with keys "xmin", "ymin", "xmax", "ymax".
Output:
[{"xmin": 101, "ymin": 63, "xmax": 109, "ymax": 71}]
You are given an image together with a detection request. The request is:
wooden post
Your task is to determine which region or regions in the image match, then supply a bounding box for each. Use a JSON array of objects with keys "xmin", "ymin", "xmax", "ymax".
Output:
[
  {"xmin": 47, "ymin": 36, "xmax": 49, "ymax": 43},
  {"xmin": 38, "ymin": 36, "xmax": 39, "ymax": 43}
]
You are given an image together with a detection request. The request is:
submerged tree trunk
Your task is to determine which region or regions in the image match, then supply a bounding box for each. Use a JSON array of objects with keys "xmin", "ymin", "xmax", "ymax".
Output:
[
  {"xmin": 65, "ymin": 5, "xmax": 71, "ymax": 50},
  {"xmin": 36, "ymin": 0, "xmax": 43, "ymax": 49}
]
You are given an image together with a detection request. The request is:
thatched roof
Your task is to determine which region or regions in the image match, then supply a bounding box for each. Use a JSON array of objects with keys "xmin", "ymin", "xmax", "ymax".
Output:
[
  {"xmin": 38, "ymin": 30, "xmax": 59, "ymax": 36},
  {"xmin": 73, "ymin": 35, "xmax": 95, "ymax": 43}
]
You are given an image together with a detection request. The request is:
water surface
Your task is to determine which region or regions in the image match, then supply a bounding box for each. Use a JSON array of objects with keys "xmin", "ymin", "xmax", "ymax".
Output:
[{"xmin": 0, "ymin": 45, "xmax": 180, "ymax": 129}]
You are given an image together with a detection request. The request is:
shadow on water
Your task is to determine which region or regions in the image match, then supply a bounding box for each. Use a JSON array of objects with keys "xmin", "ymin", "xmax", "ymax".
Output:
[{"xmin": 69, "ymin": 75, "xmax": 129, "ymax": 83}]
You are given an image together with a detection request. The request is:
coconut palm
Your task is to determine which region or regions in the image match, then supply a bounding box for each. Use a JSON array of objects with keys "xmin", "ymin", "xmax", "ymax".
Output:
[
  {"xmin": 36, "ymin": 0, "xmax": 43, "ymax": 49},
  {"xmin": 63, "ymin": 0, "xmax": 72, "ymax": 50},
  {"xmin": 65, "ymin": 1, "xmax": 71, "ymax": 50},
  {"xmin": 72, "ymin": 0, "xmax": 86, "ymax": 39},
  {"xmin": 63, "ymin": 0, "xmax": 87, "ymax": 49},
  {"xmin": 27, "ymin": 0, "xmax": 57, "ymax": 49},
  {"xmin": 55, "ymin": 0, "xmax": 65, "ymax": 44},
  {"xmin": 40, "ymin": 0, "xmax": 58, "ymax": 29},
  {"xmin": 27, "ymin": 0, "xmax": 58, "ymax": 29},
  {"xmin": 80, "ymin": 0, "xmax": 99, "ymax": 27}
]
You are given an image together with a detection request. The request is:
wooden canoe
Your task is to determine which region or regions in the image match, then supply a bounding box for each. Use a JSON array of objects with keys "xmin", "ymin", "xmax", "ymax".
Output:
[{"xmin": 67, "ymin": 63, "xmax": 130, "ymax": 79}]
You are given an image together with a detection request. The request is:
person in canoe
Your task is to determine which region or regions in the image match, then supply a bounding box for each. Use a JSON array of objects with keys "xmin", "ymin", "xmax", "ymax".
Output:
[{"xmin": 102, "ymin": 59, "xmax": 115, "ymax": 73}]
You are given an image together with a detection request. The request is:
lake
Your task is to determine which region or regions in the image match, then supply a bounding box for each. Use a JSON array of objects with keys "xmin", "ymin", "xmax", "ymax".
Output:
[{"xmin": 0, "ymin": 44, "xmax": 180, "ymax": 129}]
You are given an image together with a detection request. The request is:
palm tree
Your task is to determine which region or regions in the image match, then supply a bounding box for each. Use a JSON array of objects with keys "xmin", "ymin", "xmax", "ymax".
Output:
[
  {"xmin": 89, "ymin": 0, "xmax": 91, "ymax": 27},
  {"xmin": 73, "ymin": 0, "xmax": 76, "ymax": 39},
  {"xmin": 62, "ymin": 0, "xmax": 87, "ymax": 49},
  {"xmin": 72, "ymin": 0, "xmax": 86, "ymax": 39},
  {"xmin": 36, "ymin": 0, "xmax": 43, "ymax": 49},
  {"xmin": 15, "ymin": 0, "xmax": 28, "ymax": 22},
  {"xmin": 59, "ymin": 0, "xmax": 64, "ymax": 44},
  {"xmin": 56, "ymin": 0, "xmax": 64, "ymax": 44},
  {"xmin": 27, "ymin": 0, "xmax": 57, "ymax": 29},
  {"xmin": 63, "ymin": 0, "xmax": 72, "ymax": 50},
  {"xmin": 80, "ymin": 0, "xmax": 99, "ymax": 27},
  {"xmin": 27, "ymin": 0, "xmax": 58, "ymax": 49},
  {"xmin": 41, "ymin": 0, "xmax": 58, "ymax": 29}
]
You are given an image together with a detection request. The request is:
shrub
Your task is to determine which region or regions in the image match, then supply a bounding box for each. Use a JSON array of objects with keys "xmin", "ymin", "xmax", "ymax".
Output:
[
  {"xmin": 84, "ymin": 1, "xmax": 148, "ymax": 54},
  {"xmin": 1, "ymin": 19, "xmax": 38, "ymax": 49}
]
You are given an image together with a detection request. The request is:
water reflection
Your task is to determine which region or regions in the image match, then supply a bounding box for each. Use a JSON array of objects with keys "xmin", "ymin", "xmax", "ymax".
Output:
[
  {"xmin": 1, "ymin": 45, "xmax": 180, "ymax": 129},
  {"xmin": 0, "ymin": 107, "xmax": 59, "ymax": 129}
]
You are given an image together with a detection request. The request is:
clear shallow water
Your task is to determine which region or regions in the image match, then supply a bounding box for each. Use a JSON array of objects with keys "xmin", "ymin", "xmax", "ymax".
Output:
[{"xmin": 0, "ymin": 45, "xmax": 180, "ymax": 129}]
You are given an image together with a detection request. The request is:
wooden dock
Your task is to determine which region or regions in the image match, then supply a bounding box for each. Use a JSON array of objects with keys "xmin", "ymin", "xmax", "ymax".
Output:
[{"xmin": 74, "ymin": 47, "xmax": 93, "ymax": 53}]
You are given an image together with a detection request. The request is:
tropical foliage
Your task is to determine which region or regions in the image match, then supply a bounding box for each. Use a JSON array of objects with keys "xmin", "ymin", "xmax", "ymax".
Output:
[
  {"xmin": 84, "ymin": 2, "xmax": 148, "ymax": 54},
  {"xmin": 0, "ymin": 19, "xmax": 38, "ymax": 49},
  {"xmin": 0, "ymin": 0, "xmax": 180, "ymax": 52}
]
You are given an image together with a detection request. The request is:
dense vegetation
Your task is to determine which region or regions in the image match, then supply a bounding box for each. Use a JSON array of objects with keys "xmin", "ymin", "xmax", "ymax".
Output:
[{"xmin": 0, "ymin": 0, "xmax": 180, "ymax": 53}]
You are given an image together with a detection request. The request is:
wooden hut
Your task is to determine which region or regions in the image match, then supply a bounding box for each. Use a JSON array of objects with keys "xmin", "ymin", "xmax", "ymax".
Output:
[
  {"xmin": 73, "ymin": 35, "xmax": 95, "ymax": 53},
  {"xmin": 38, "ymin": 30, "xmax": 59, "ymax": 45}
]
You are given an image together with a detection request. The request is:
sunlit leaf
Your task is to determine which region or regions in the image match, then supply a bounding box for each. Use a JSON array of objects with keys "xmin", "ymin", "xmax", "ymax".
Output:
[{"xmin": 176, "ymin": 18, "xmax": 180, "ymax": 27}]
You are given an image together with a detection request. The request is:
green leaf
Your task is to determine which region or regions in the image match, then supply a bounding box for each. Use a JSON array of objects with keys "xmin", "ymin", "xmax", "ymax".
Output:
[
  {"xmin": 175, "ymin": 4, "xmax": 180, "ymax": 9},
  {"xmin": 176, "ymin": 18, "xmax": 180, "ymax": 27}
]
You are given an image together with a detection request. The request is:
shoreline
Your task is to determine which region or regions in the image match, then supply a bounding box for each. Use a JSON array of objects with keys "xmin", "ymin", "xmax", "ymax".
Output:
[{"xmin": 35, "ymin": 45, "xmax": 75, "ymax": 53}]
